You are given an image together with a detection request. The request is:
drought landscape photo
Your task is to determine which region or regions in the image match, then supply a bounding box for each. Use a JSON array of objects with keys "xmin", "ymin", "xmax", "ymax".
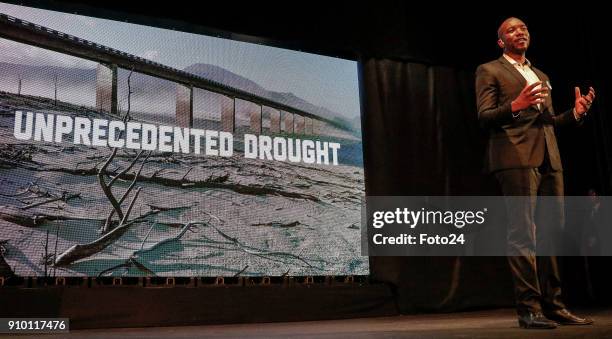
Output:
[{"xmin": 0, "ymin": 3, "xmax": 366, "ymax": 277}]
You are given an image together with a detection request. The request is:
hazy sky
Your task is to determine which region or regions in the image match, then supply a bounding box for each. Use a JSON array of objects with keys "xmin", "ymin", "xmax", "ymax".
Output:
[{"xmin": 0, "ymin": 2, "xmax": 361, "ymax": 119}]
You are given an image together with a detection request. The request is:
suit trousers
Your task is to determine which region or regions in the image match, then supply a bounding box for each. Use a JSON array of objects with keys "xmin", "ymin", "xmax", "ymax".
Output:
[{"xmin": 494, "ymin": 156, "xmax": 566, "ymax": 315}]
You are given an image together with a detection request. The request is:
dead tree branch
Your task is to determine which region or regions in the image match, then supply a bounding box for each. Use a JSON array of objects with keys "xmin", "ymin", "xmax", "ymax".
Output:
[
  {"xmin": 101, "ymin": 150, "xmax": 150, "ymax": 233},
  {"xmin": 20, "ymin": 192, "xmax": 81, "ymax": 210},
  {"xmin": 97, "ymin": 221, "xmax": 199, "ymax": 277},
  {"xmin": 54, "ymin": 215, "xmax": 142, "ymax": 267},
  {"xmin": 234, "ymin": 265, "xmax": 249, "ymax": 277},
  {"xmin": 107, "ymin": 151, "xmax": 143, "ymax": 187},
  {"xmin": 97, "ymin": 148, "xmax": 124, "ymax": 221}
]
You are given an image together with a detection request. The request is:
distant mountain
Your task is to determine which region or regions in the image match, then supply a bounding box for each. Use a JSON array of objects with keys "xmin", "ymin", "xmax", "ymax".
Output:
[
  {"xmin": 184, "ymin": 63, "xmax": 357, "ymax": 131},
  {"xmin": 184, "ymin": 64, "xmax": 268, "ymax": 97}
]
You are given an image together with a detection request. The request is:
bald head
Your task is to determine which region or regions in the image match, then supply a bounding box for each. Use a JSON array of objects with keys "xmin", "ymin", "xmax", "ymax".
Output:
[
  {"xmin": 498, "ymin": 17, "xmax": 525, "ymax": 39},
  {"xmin": 497, "ymin": 17, "xmax": 530, "ymax": 54}
]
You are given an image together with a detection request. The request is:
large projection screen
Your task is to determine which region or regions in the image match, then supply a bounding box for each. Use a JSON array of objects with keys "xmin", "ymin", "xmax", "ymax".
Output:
[{"xmin": 0, "ymin": 3, "xmax": 367, "ymax": 277}]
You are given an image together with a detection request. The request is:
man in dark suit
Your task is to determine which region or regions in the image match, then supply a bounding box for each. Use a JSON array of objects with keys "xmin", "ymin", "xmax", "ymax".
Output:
[{"xmin": 475, "ymin": 17, "xmax": 596, "ymax": 329}]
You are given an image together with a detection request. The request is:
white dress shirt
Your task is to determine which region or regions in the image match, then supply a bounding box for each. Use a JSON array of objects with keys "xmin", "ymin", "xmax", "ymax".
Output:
[{"xmin": 503, "ymin": 53, "xmax": 542, "ymax": 110}]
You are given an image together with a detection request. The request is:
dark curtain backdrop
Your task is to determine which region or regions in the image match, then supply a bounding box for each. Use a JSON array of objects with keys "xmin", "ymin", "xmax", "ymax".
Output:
[{"xmin": 361, "ymin": 58, "xmax": 612, "ymax": 313}]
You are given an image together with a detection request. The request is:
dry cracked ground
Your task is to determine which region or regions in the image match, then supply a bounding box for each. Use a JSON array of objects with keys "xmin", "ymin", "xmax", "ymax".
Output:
[{"xmin": 0, "ymin": 92, "xmax": 367, "ymax": 277}]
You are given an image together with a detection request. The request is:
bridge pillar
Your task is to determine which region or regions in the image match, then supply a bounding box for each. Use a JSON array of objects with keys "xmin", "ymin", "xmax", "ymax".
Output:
[
  {"xmin": 314, "ymin": 120, "xmax": 326, "ymax": 136},
  {"xmin": 282, "ymin": 112, "xmax": 294, "ymax": 134},
  {"xmin": 221, "ymin": 97, "xmax": 235, "ymax": 132},
  {"xmin": 95, "ymin": 63, "xmax": 117, "ymax": 115},
  {"xmin": 304, "ymin": 117, "xmax": 313, "ymax": 135},
  {"xmin": 269, "ymin": 109, "xmax": 281, "ymax": 133},
  {"xmin": 250, "ymin": 104, "xmax": 262, "ymax": 134},
  {"xmin": 294, "ymin": 115, "xmax": 305, "ymax": 134},
  {"xmin": 176, "ymin": 84, "xmax": 193, "ymax": 127}
]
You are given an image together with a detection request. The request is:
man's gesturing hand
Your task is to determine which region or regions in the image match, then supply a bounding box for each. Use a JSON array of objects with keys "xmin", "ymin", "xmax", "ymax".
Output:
[
  {"xmin": 511, "ymin": 81, "xmax": 549, "ymax": 112},
  {"xmin": 574, "ymin": 86, "xmax": 596, "ymax": 117}
]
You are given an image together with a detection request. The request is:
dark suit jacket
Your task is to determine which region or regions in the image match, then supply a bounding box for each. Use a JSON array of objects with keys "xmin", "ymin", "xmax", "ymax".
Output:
[{"xmin": 475, "ymin": 56, "xmax": 578, "ymax": 173}]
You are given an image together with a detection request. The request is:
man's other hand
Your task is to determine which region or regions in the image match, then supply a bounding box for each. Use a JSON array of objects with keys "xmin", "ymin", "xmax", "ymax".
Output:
[{"xmin": 574, "ymin": 86, "xmax": 596, "ymax": 118}]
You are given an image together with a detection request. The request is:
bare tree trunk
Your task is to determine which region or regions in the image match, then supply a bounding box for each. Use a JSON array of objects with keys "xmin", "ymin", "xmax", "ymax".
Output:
[
  {"xmin": 53, "ymin": 73, "xmax": 58, "ymax": 106},
  {"xmin": 53, "ymin": 66, "xmax": 148, "ymax": 266},
  {"xmin": 44, "ymin": 229, "xmax": 49, "ymax": 277}
]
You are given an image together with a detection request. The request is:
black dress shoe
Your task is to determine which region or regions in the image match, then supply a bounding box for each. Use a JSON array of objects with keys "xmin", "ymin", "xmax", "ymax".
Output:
[
  {"xmin": 543, "ymin": 309, "xmax": 594, "ymax": 325},
  {"xmin": 518, "ymin": 312, "xmax": 558, "ymax": 329}
]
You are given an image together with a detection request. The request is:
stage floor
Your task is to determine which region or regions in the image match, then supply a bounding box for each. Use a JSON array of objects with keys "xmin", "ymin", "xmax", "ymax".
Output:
[{"xmin": 27, "ymin": 308, "xmax": 612, "ymax": 338}]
